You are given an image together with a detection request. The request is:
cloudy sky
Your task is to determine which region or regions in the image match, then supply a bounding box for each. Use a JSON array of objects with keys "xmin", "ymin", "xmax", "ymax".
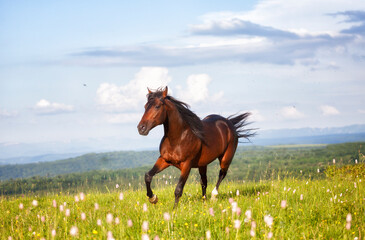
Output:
[{"xmin": 1, "ymin": 0, "xmax": 364, "ymax": 151}]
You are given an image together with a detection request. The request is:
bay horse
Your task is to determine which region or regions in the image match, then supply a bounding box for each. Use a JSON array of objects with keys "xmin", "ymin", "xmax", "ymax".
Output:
[{"xmin": 137, "ymin": 87, "xmax": 254, "ymax": 208}]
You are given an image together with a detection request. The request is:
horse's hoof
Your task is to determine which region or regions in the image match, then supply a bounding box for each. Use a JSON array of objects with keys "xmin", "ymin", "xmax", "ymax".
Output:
[
  {"xmin": 211, "ymin": 187, "xmax": 218, "ymax": 200},
  {"xmin": 149, "ymin": 194, "xmax": 158, "ymax": 204}
]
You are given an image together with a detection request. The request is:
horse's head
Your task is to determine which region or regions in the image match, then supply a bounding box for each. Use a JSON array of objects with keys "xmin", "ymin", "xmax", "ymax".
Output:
[{"xmin": 137, "ymin": 87, "xmax": 168, "ymax": 136}]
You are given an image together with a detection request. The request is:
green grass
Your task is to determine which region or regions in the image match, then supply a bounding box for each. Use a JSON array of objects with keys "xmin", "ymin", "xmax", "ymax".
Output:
[{"xmin": 1, "ymin": 166, "xmax": 364, "ymax": 239}]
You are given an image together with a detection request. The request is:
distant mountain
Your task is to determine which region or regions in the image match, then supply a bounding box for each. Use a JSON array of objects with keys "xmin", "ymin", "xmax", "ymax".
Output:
[
  {"xmin": 0, "ymin": 153, "xmax": 84, "ymax": 165},
  {"xmin": 256, "ymin": 124, "xmax": 365, "ymax": 139},
  {"xmin": 253, "ymin": 133, "xmax": 365, "ymax": 146},
  {"xmin": 0, "ymin": 136, "xmax": 156, "ymax": 160},
  {"xmin": 250, "ymin": 124, "xmax": 365, "ymax": 146}
]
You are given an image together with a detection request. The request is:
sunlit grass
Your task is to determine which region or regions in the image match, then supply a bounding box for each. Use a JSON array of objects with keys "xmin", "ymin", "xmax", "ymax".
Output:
[{"xmin": 1, "ymin": 171, "xmax": 364, "ymax": 240}]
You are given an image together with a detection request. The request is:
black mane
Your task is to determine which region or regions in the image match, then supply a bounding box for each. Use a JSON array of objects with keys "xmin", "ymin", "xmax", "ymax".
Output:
[{"xmin": 147, "ymin": 90, "xmax": 205, "ymax": 142}]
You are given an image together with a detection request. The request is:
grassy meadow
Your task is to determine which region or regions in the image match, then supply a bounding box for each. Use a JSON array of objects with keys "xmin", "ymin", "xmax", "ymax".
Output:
[
  {"xmin": 1, "ymin": 142, "xmax": 365, "ymax": 239},
  {"xmin": 1, "ymin": 164, "xmax": 364, "ymax": 240}
]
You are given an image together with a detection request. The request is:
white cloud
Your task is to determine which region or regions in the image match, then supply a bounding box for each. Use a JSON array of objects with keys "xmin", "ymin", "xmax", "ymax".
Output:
[
  {"xmin": 320, "ymin": 105, "xmax": 340, "ymax": 116},
  {"xmin": 208, "ymin": 0, "xmax": 365, "ymax": 33},
  {"xmin": 179, "ymin": 74, "xmax": 210, "ymax": 103},
  {"xmin": 34, "ymin": 99, "xmax": 74, "ymax": 115},
  {"xmin": 96, "ymin": 67, "xmax": 171, "ymax": 112},
  {"xmin": 105, "ymin": 113, "xmax": 141, "ymax": 124},
  {"xmin": 0, "ymin": 108, "xmax": 17, "ymax": 118},
  {"xmin": 280, "ymin": 106, "xmax": 305, "ymax": 119},
  {"xmin": 177, "ymin": 74, "xmax": 223, "ymax": 104},
  {"xmin": 66, "ymin": 0, "xmax": 364, "ymax": 69},
  {"xmin": 249, "ymin": 109, "xmax": 265, "ymax": 122}
]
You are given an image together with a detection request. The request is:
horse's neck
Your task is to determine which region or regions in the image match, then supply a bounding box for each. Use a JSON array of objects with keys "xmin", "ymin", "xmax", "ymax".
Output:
[{"xmin": 163, "ymin": 104, "xmax": 187, "ymax": 143}]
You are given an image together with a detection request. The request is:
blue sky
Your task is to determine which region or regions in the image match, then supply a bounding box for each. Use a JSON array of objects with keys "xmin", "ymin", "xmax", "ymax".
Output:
[{"xmin": 1, "ymin": 0, "xmax": 365, "ymax": 154}]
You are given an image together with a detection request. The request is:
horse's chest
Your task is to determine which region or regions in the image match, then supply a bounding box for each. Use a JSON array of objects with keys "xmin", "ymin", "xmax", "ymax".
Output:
[
  {"xmin": 160, "ymin": 135, "xmax": 201, "ymax": 167},
  {"xmin": 160, "ymin": 140, "xmax": 196, "ymax": 166},
  {"xmin": 161, "ymin": 146, "xmax": 184, "ymax": 165}
]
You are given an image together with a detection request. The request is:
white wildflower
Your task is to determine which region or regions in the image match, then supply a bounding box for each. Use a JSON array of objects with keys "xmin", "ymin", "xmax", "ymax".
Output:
[
  {"xmin": 346, "ymin": 213, "xmax": 352, "ymax": 222},
  {"xmin": 142, "ymin": 221, "xmax": 149, "ymax": 232},
  {"xmin": 69, "ymin": 226, "xmax": 78, "ymax": 236},
  {"xmin": 206, "ymin": 230, "xmax": 211, "ymax": 240},
  {"xmin": 79, "ymin": 192, "xmax": 85, "ymax": 201},
  {"xmin": 127, "ymin": 219, "xmax": 133, "ymax": 227},
  {"xmin": 234, "ymin": 219, "xmax": 241, "ymax": 229},
  {"xmin": 106, "ymin": 213, "xmax": 113, "ymax": 224},
  {"xmin": 245, "ymin": 209, "xmax": 252, "ymax": 220},
  {"xmin": 142, "ymin": 234, "xmax": 149, "ymax": 240},
  {"xmin": 163, "ymin": 212, "xmax": 171, "ymax": 221},
  {"xmin": 281, "ymin": 200, "xmax": 287, "ymax": 209},
  {"xmin": 264, "ymin": 215, "xmax": 273, "ymax": 227},
  {"xmin": 231, "ymin": 202, "xmax": 238, "ymax": 213}
]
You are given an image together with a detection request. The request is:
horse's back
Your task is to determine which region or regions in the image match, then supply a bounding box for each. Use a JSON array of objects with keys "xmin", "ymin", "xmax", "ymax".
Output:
[
  {"xmin": 202, "ymin": 114, "xmax": 236, "ymax": 136},
  {"xmin": 203, "ymin": 114, "xmax": 226, "ymax": 122},
  {"xmin": 196, "ymin": 114, "xmax": 238, "ymax": 167}
]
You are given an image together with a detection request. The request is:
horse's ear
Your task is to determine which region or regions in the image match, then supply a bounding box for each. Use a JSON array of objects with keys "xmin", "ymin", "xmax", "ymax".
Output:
[
  {"xmin": 147, "ymin": 87, "xmax": 152, "ymax": 94},
  {"xmin": 162, "ymin": 86, "xmax": 168, "ymax": 98}
]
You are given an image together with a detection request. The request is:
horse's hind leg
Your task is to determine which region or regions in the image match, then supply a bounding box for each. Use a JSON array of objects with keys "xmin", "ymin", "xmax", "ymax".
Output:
[
  {"xmin": 198, "ymin": 166, "xmax": 208, "ymax": 199},
  {"xmin": 212, "ymin": 142, "xmax": 237, "ymax": 198}
]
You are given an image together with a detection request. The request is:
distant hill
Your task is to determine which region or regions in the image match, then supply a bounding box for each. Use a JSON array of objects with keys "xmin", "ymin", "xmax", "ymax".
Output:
[
  {"xmin": 0, "ymin": 151, "xmax": 158, "ymax": 180},
  {"xmin": 0, "ymin": 142, "xmax": 363, "ymax": 181}
]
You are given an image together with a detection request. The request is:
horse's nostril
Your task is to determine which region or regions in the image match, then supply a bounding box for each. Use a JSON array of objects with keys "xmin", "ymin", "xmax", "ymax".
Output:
[{"xmin": 138, "ymin": 124, "xmax": 147, "ymax": 134}]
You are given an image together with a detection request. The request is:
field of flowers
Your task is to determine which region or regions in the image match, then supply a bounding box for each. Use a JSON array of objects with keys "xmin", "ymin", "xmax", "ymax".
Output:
[{"xmin": 1, "ymin": 164, "xmax": 364, "ymax": 240}]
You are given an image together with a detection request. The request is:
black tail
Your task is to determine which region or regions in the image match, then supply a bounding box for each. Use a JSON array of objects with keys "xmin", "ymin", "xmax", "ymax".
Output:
[{"xmin": 228, "ymin": 112, "xmax": 256, "ymax": 142}]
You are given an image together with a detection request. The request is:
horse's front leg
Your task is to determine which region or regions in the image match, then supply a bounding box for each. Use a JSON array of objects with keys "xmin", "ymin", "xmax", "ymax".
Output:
[
  {"xmin": 145, "ymin": 157, "xmax": 170, "ymax": 204},
  {"xmin": 174, "ymin": 161, "xmax": 192, "ymax": 209}
]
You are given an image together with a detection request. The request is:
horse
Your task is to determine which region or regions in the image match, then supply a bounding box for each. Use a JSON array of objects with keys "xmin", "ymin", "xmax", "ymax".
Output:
[{"xmin": 137, "ymin": 87, "xmax": 254, "ymax": 208}]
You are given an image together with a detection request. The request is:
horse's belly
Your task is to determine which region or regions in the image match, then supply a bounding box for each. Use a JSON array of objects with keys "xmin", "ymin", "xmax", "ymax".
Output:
[{"xmin": 195, "ymin": 146, "xmax": 222, "ymax": 167}]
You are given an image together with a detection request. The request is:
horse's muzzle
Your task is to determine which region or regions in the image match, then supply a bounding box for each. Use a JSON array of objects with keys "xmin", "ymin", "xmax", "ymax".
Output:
[{"xmin": 137, "ymin": 123, "xmax": 149, "ymax": 136}]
